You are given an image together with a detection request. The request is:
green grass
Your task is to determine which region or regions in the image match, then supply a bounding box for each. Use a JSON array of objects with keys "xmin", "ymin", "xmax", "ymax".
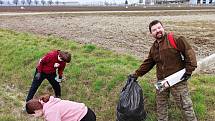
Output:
[
  {"xmin": 0, "ymin": 115, "xmax": 16, "ymax": 121},
  {"xmin": 0, "ymin": 28, "xmax": 215, "ymax": 121}
]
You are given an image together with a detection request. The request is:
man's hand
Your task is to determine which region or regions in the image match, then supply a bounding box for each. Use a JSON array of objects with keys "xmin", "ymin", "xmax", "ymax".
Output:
[
  {"xmin": 180, "ymin": 73, "xmax": 191, "ymax": 81},
  {"xmin": 128, "ymin": 74, "xmax": 138, "ymax": 81},
  {"xmin": 35, "ymin": 72, "xmax": 41, "ymax": 80}
]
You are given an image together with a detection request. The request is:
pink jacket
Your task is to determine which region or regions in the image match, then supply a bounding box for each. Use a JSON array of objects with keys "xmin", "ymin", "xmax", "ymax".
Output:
[{"xmin": 43, "ymin": 96, "xmax": 88, "ymax": 121}]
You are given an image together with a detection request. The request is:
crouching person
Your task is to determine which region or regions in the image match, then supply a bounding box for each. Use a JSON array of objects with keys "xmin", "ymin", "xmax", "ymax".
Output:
[{"xmin": 26, "ymin": 94, "xmax": 96, "ymax": 121}]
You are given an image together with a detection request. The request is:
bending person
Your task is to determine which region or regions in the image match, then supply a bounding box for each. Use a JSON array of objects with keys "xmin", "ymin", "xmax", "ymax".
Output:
[
  {"xmin": 26, "ymin": 50, "xmax": 71, "ymax": 102},
  {"xmin": 26, "ymin": 94, "xmax": 96, "ymax": 121}
]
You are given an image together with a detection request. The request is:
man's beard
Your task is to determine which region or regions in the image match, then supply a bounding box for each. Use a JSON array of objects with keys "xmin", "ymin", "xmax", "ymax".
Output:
[{"xmin": 155, "ymin": 32, "xmax": 164, "ymax": 40}]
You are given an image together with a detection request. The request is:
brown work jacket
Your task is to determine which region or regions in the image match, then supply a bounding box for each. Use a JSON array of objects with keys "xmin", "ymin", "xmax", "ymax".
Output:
[{"xmin": 135, "ymin": 33, "xmax": 197, "ymax": 80}]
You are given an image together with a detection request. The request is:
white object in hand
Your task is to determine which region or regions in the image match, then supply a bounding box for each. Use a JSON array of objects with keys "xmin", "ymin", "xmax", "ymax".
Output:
[
  {"xmin": 55, "ymin": 76, "xmax": 62, "ymax": 83},
  {"xmin": 54, "ymin": 63, "xmax": 60, "ymax": 68},
  {"xmin": 155, "ymin": 68, "xmax": 185, "ymax": 92}
]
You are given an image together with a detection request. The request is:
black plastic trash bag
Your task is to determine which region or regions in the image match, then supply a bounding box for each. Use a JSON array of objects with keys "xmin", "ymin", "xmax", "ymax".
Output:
[{"xmin": 116, "ymin": 77, "xmax": 146, "ymax": 121}]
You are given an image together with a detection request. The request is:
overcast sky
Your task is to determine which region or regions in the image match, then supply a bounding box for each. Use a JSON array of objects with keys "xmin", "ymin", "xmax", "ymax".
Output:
[
  {"xmin": 78, "ymin": 0, "xmax": 139, "ymax": 4},
  {"xmin": 2, "ymin": 0, "xmax": 140, "ymax": 4},
  {"xmin": 52, "ymin": 0, "xmax": 140, "ymax": 4}
]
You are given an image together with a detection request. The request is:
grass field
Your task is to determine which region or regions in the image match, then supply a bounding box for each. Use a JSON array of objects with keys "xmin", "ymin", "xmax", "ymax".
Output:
[{"xmin": 0, "ymin": 29, "xmax": 215, "ymax": 121}]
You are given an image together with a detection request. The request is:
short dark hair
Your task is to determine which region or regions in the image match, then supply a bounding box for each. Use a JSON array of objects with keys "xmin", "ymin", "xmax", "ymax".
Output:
[
  {"xmin": 149, "ymin": 20, "xmax": 163, "ymax": 33},
  {"xmin": 26, "ymin": 94, "xmax": 50, "ymax": 114},
  {"xmin": 26, "ymin": 99, "xmax": 43, "ymax": 114},
  {"xmin": 59, "ymin": 51, "xmax": 71, "ymax": 63}
]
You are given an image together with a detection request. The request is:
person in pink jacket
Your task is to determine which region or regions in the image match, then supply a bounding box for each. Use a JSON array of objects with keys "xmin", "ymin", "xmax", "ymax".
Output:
[{"xmin": 26, "ymin": 94, "xmax": 96, "ymax": 121}]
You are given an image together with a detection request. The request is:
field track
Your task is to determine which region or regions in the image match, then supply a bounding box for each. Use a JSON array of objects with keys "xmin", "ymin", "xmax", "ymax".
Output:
[{"xmin": 0, "ymin": 5, "xmax": 215, "ymax": 12}]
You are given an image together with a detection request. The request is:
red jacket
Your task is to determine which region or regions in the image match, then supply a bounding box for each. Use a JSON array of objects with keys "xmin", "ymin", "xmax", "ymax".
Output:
[{"xmin": 37, "ymin": 50, "xmax": 66, "ymax": 77}]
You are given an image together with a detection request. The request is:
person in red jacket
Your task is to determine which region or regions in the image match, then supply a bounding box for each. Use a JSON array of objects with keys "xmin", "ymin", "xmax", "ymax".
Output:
[{"xmin": 26, "ymin": 50, "xmax": 71, "ymax": 102}]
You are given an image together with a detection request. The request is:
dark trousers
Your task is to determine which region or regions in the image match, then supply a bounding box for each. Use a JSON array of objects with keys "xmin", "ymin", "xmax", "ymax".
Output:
[
  {"xmin": 26, "ymin": 69, "xmax": 61, "ymax": 102},
  {"xmin": 81, "ymin": 108, "xmax": 96, "ymax": 121}
]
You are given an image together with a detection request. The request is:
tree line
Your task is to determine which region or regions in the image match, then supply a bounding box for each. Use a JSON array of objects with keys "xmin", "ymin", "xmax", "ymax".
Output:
[{"xmin": 0, "ymin": 0, "xmax": 66, "ymax": 6}]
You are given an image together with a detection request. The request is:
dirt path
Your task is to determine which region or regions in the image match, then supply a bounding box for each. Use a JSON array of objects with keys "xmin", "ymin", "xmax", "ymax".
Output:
[{"xmin": 0, "ymin": 10, "xmax": 215, "ymax": 73}]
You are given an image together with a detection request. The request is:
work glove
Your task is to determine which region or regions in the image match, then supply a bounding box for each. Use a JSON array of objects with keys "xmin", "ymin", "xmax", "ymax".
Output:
[
  {"xmin": 55, "ymin": 76, "xmax": 63, "ymax": 83},
  {"xmin": 54, "ymin": 63, "xmax": 60, "ymax": 68},
  {"xmin": 128, "ymin": 74, "xmax": 138, "ymax": 81},
  {"xmin": 35, "ymin": 72, "xmax": 41, "ymax": 80},
  {"xmin": 180, "ymin": 73, "xmax": 191, "ymax": 81}
]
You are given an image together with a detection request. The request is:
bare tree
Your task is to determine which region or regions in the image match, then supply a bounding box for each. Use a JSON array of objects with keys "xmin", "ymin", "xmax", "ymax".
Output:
[
  {"xmin": 55, "ymin": 0, "xmax": 59, "ymax": 5},
  {"xmin": 125, "ymin": 0, "xmax": 128, "ymax": 4},
  {"xmin": 41, "ymin": 0, "xmax": 45, "ymax": 6},
  {"xmin": 21, "ymin": 0, "xmax": 25, "ymax": 5},
  {"xmin": 104, "ymin": 1, "xmax": 109, "ymax": 6},
  {"xmin": 47, "ymin": 0, "xmax": 53, "ymax": 6},
  {"xmin": 13, "ymin": 0, "xmax": 19, "ymax": 5},
  {"xmin": 0, "ymin": 0, "xmax": 4, "ymax": 5},
  {"xmin": 34, "ymin": 0, "xmax": 38, "ymax": 5},
  {"xmin": 26, "ymin": 0, "xmax": 32, "ymax": 5}
]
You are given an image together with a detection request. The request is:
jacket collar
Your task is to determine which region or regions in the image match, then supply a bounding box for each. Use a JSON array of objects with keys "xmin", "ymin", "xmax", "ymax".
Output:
[{"xmin": 154, "ymin": 33, "xmax": 167, "ymax": 49}]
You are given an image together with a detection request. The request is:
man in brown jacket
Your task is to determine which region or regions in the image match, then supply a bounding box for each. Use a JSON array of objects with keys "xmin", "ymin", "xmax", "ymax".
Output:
[{"xmin": 130, "ymin": 20, "xmax": 197, "ymax": 121}]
